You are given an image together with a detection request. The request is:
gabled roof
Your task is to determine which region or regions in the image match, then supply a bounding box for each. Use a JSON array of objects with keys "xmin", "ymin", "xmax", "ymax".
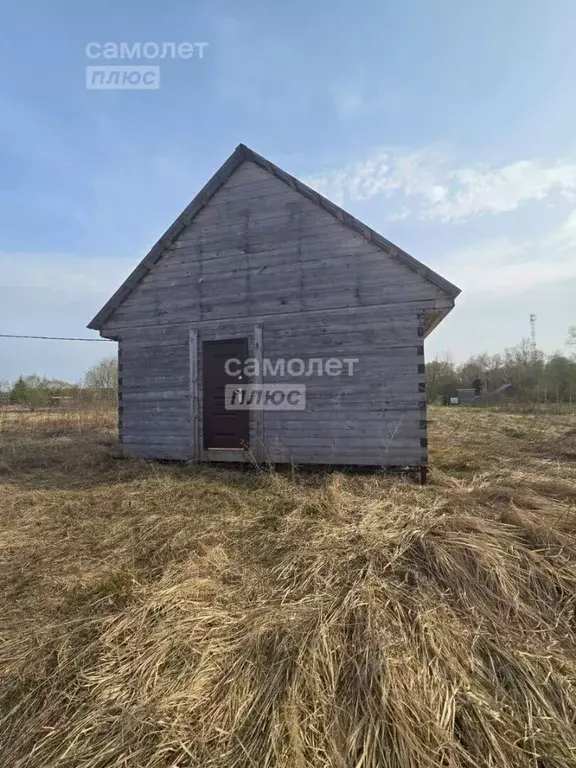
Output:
[{"xmin": 88, "ymin": 144, "xmax": 461, "ymax": 330}]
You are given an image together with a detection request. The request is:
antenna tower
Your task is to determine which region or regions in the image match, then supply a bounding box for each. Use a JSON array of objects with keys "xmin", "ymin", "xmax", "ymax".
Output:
[{"xmin": 530, "ymin": 314, "xmax": 537, "ymax": 356}]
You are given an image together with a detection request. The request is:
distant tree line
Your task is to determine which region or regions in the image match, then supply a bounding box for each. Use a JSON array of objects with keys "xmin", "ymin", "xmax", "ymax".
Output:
[
  {"xmin": 1, "ymin": 358, "xmax": 118, "ymax": 409},
  {"xmin": 427, "ymin": 337, "xmax": 576, "ymax": 404},
  {"xmin": 2, "ymin": 336, "xmax": 576, "ymax": 411}
]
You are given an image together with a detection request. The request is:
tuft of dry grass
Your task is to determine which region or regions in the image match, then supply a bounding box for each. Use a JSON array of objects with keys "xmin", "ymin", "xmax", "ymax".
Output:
[{"xmin": 1, "ymin": 407, "xmax": 576, "ymax": 767}]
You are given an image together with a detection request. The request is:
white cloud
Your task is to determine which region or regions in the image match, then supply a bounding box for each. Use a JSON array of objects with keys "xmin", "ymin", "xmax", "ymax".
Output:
[
  {"xmin": 305, "ymin": 148, "xmax": 576, "ymax": 222},
  {"xmin": 545, "ymin": 208, "xmax": 576, "ymax": 247},
  {"xmin": 438, "ymin": 211, "xmax": 576, "ymax": 297}
]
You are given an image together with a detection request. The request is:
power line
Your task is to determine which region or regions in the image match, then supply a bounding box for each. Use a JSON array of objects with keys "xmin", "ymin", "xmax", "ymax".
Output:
[{"xmin": 0, "ymin": 333, "xmax": 112, "ymax": 342}]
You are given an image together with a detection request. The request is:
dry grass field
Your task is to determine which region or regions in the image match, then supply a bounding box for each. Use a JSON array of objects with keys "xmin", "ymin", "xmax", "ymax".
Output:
[{"xmin": 1, "ymin": 406, "xmax": 576, "ymax": 767}]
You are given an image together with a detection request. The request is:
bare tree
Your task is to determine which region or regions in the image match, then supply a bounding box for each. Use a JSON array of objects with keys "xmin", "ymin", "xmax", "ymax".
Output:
[
  {"xmin": 425, "ymin": 352, "xmax": 458, "ymax": 403},
  {"xmin": 84, "ymin": 357, "xmax": 118, "ymax": 389}
]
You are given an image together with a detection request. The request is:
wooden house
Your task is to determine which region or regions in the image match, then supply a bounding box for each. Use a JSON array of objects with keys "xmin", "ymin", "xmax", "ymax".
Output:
[
  {"xmin": 456, "ymin": 388, "xmax": 477, "ymax": 405},
  {"xmin": 88, "ymin": 145, "xmax": 460, "ymax": 477}
]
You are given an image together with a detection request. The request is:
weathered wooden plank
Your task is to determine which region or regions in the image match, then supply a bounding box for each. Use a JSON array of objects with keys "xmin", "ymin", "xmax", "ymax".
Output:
[
  {"xmin": 105, "ymin": 300, "xmax": 432, "ymax": 336},
  {"xmin": 132, "ymin": 277, "xmax": 431, "ymax": 302},
  {"xmin": 262, "ymin": 448, "xmax": 425, "ymax": 466},
  {"xmin": 164, "ymin": 234, "xmax": 372, "ymax": 265},
  {"xmin": 120, "ymin": 357, "xmax": 189, "ymax": 371},
  {"xmin": 122, "ymin": 434, "xmax": 190, "ymax": 445},
  {"xmin": 115, "ymin": 287, "xmax": 429, "ymax": 318},
  {"xmin": 263, "ymin": 432, "xmax": 425, "ymax": 445},
  {"xmin": 194, "ymin": 188, "xmax": 307, "ymax": 215},
  {"xmin": 291, "ymin": 402, "xmax": 424, "ymax": 413},
  {"xmin": 119, "ymin": 340, "xmax": 190, "ymax": 354},
  {"xmin": 129, "ymin": 265, "xmax": 433, "ymax": 301},
  {"xmin": 122, "ymin": 443, "xmax": 191, "ymax": 460},
  {"xmin": 121, "ymin": 405, "xmax": 191, "ymax": 417},
  {"xmin": 121, "ymin": 372, "xmax": 188, "ymax": 385},
  {"xmin": 121, "ymin": 390, "xmax": 190, "ymax": 401},
  {"xmin": 263, "ymin": 436, "xmax": 424, "ymax": 448},
  {"xmin": 253, "ymin": 323, "xmax": 264, "ymax": 461},
  {"xmin": 167, "ymin": 220, "xmax": 348, "ymax": 254},
  {"xmin": 176, "ymin": 209, "xmax": 333, "ymax": 241},
  {"xmin": 189, "ymin": 329, "xmax": 199, "ymax": 459},
  {"xmin": 133, "ymin": 264, "xmax": 365, "ymax": 294},
  {"xmin": 122, "ymin": 416, "xmax": 191, "ymax": 428},
  {"xmin": 264, "ymin": 407, "xmax": 422, "ymax": 419},
  {"xmin": 119, "ymin": 326, "xmax": 190, "ymax": 344},
  {"xmin": 108, "ymin": 293, "xmax": 430, "ymax": 326},
  {"xmin": 121, "ymin": 382, "xmax": 189, "ymax": 394}
]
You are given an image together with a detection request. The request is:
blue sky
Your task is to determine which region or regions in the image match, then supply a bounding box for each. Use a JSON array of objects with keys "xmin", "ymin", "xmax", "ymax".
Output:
[{"xmin": 1, "ymin": 0, "xmax": 575, "ymax": 383}]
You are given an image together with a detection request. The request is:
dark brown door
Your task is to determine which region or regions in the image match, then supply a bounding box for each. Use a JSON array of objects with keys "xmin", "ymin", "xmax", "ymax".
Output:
[{"xmin": 202, "ymin": 339, "xmax": 250, "ymax": 450}]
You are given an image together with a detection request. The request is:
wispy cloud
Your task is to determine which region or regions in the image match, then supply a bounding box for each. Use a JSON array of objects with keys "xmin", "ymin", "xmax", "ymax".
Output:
[
  {"xmin": 305, "ymin": 148, "xmax": 576, "ymax": 222},
  {"xmin": 439, "ymin": 209, "xmax": 576, "ymax": 297},
  {"xmin": 545, "ymin": 208, "xmax": 576, "ymax": 247}
]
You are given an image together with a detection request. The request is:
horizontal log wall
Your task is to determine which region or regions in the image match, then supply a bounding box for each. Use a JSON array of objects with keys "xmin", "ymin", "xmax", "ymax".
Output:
[
  {"xmin": 118, "ymin": 325, "xmax": 191, "ymax": 460},
  {"xmin": 103, "ymin": 161, "xmax": 447, "ymax": 333},
  {"xmin": 116, "ymin": 307, "xmax": 426, "ymax": 466},
  {"xmin": 260, "ymin": 308, "xmax": 426, "ymax": 465},
  {"xmin": 107, "ymin": 161, "xmax": 439, "ymax": 466}
]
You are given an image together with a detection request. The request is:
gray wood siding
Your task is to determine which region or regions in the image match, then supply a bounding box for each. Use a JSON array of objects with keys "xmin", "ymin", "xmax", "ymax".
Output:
[
  {"xmin": 116, "ymin": 306, "xmax": 426, "ymax": 466},
  {"xmin": 259, "ymin": 308, "xmax": 425, "ymax": 465},
  {"xmin": 102, "ymin": 161, "xmax": 447, "ymax": 334},
  {"xmin": 118, "ymin": 325, "xmax": 191, "ymax": 459},
  {"xmin": 106, "ymin": 159, "xmax": 442, "ymax": 467}
]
